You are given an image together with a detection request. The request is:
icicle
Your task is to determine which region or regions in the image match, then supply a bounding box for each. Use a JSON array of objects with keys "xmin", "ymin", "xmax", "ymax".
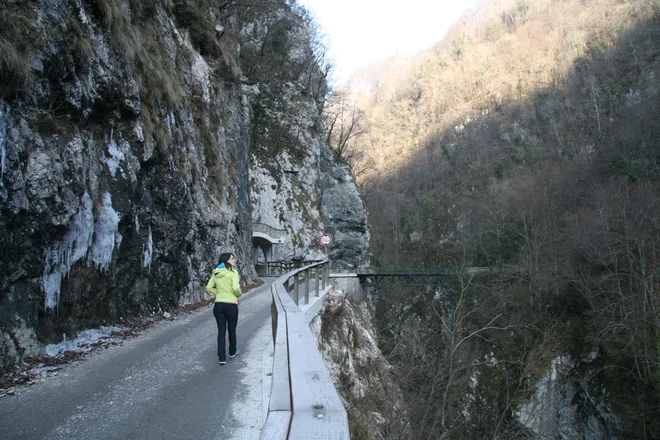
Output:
[
  {"xmin": 165, "ymin": 112, "xmax": 176, "ymax": 135},
  {"xmin": 104, "ymin": 129, "xmax": 125, "ymax": 177},
  {"xmin": 42, "ymin": 192, "xmax": 94, "ymax": 310},
  {"xmin": 0, "ymin": 101, "xmax": 8, "ymax": 202},
  {"xmin": 143, "ymin": 226, "xmax": 153, "ymax": 270},
  {"xmin": 91, "ymin": 193, "xmax": 121, "ymax": 271}
]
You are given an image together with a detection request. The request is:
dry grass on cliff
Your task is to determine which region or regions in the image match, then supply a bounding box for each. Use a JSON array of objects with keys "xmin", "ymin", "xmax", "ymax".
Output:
[{"xmin": 0, "ymin": 0, "xmax": 34, "ymax": 94}]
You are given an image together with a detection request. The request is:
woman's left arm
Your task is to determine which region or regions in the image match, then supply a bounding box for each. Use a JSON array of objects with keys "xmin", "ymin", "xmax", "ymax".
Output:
[{"xmin": 233, "ymin": 272, "xmax": 242, "ymax": 298}]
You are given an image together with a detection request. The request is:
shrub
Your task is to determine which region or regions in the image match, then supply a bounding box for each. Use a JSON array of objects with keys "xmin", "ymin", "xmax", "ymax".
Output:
[{"xmin": 173, "ymin": 0, "xmax": 222, "ymax": 57}]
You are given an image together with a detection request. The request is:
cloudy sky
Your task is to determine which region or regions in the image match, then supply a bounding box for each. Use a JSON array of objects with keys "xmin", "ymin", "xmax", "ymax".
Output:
[{"xmin": 297, "ymin": 0, "xmax": 482, "ymax": 83}]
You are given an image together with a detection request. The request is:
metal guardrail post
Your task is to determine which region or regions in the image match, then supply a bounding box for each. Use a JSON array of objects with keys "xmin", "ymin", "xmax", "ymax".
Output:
[
  {"xmin": 315, "ymin": 266, "xmax": 320, "ymax": 297},
  {"xmin": 304, "ymin": 268, "xmax": 310, "ymax": 304},
  {"xmin": 294, "ymin": 272, "xmax": 300, "ymax": 305},
  {"xmin": 323, "ymin": 263, "xmax": 329, "ymax": 289}
]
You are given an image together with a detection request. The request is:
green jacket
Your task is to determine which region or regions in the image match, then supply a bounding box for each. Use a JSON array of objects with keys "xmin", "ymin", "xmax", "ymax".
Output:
[{"xmin": 206, "ymin": 266, "xmax": 242, "ymax": 303}]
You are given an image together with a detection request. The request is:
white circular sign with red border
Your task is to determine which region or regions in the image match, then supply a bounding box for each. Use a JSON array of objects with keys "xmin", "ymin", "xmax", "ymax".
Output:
[{"xmin": 320, "ymin": 234, "xmax": 332, "ymax": 247}]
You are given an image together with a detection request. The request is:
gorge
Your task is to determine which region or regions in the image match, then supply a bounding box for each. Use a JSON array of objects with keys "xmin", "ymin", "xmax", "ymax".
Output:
[{"xmin": 2, "ymin": 0, "xmax": 660, "ymax": 439}]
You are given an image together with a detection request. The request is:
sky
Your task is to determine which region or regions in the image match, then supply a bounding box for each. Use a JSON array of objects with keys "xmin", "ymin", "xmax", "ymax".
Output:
[{"xmin": 296, "ymin": 0, "xmax": 482, "ymax": 83}]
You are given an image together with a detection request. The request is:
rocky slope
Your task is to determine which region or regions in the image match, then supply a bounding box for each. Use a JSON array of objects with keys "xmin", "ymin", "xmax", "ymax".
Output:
[
  {"xmin": 0, "ymin": 0, "xmax": 369, "ymax": 373},
  {"xmin": 316, "ymin": 289, "xmax": 409, "ymax": 439}
]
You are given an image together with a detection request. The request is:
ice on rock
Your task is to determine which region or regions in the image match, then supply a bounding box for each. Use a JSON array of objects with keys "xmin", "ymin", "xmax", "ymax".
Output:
[
  {"xmin": 91, "ymin": 192, "xmax": 121, "ymax": 271},
  {"xmin": 42, "ymin": 192, "xmax": 94, "ymax": 309}
]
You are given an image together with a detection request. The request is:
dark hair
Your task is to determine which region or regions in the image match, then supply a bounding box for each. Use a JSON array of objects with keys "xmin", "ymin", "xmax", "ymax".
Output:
[{"xmin": 217, "ymin": 252, "xmax": 235, "ymax": 270}]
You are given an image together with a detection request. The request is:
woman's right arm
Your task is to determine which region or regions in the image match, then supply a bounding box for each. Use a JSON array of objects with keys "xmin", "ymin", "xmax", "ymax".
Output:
[{"xmin": 206, "ymin": 276, "xmax": 216, "ymax": 296}]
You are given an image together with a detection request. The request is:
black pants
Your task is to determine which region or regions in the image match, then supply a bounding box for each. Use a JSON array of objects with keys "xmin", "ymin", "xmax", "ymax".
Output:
[{"xmin": 213, "ymin": 302, "xmax": 238, "ymax": 362}]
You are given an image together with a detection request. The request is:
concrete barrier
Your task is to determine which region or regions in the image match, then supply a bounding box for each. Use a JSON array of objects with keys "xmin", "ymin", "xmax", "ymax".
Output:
[{"xmin": 260, "ymin": 261, "xmax": 349, "ymax": 440}]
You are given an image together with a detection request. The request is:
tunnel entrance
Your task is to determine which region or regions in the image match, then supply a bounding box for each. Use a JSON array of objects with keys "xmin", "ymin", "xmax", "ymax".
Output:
[{"xmin": 252, "ymin": 223, "xmax": 287, "ymax": 276}]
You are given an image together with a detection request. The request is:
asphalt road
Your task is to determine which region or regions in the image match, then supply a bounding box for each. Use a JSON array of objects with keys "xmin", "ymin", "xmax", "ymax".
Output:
[{"xmin": 0, "ymin": 277, "xmax": 275, "ymax": 440}]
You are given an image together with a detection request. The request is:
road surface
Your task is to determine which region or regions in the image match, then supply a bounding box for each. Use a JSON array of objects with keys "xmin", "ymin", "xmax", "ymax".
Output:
[{"xmin": 0, "ymin": 278, "xmax": 275, "ymax": 440}]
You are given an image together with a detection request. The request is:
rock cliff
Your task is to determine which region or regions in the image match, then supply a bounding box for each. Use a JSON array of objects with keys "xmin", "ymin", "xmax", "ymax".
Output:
[
  {"xmin": 375, "ymin": 282, "xmax": 620, "ymax": 439},
  {"xmin": 316, "ymin": 289, "xmax": 409, "ymax": 439},
  {"xmin": 0, "ymin": 0, "xmax": 369, "ymax": 373}
]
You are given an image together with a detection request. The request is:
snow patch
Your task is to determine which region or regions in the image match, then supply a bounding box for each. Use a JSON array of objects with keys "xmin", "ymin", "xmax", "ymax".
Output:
[
  {"xmin": 191, "ymin": 52, "xmax": 211, "ymax": 103},
  {"xmin": 42, "ymin": 192, "xmax": 95, "ymax": 309},
  {"xmin": 625, "ymin": 89, "xmax": 641, "ymax": 107},
  {"xmin": 165, "ymin": 112, "xmax": 176, "ymax": 135},
  {"xmin": 516, "ymin": 356, "xmax": 574, "ymax": 433},
  {"xmin": 143, "ymin": 225, "xmax": 153, "ymax": 269},
  {"xmin": 43, "ymin": 325, "xmax": 124, "ymax": 358},
  {"xmin": 0, "ymin": 101, "xmax": 7, "ymax": 201},
  {"xmin": 134, "ymin": 121, "xmax": 144, "ymax": 142},
  {"xmin": 103, "ymin": 129, "xmax": 125, "ymax": 177},
  {"xmin": 91, "ymin": 192, "xmax": 121, "ymax": 271}
]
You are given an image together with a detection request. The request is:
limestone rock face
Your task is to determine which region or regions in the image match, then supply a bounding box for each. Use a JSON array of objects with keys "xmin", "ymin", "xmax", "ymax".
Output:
[
  {"xmin": 0, "ymin": 0, "xmax": 369, "ymax": 373},
  {"xmin": 320, "ymin": 146, "xmax": 370, "ymax": 270},
  {"xmin": 517, "ymin": 355, "xmax": 619, "ymax": 440},
  {"xmin": 318, "ymin": 290, "xmax": 408, "ymax": 439},
  {"xmin": 247, "ymin": 84, "xmax": 370, "ymax": 269},
  {"xmin": 243, "ymin": 6, "xmax": 370, "ymax": 269},
  {"xmin": 248, "ymin": 81, "xmax": 327, "ymax": 262}
]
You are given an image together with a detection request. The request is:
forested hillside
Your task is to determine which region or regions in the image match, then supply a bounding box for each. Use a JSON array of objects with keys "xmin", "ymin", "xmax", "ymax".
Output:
[{"xmin": 330, "ymin": 0, "xmax": 660, "ymax": 438}]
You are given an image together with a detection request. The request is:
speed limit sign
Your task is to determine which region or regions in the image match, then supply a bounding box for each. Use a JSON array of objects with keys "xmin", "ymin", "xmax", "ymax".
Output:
[{"xmin": 320, "ymin": 234, "xmax": 332, "ymax": 247}]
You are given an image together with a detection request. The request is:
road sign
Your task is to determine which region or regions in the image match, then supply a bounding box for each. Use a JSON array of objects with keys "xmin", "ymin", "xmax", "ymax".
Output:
[{"xmin": 320, "ymin": 234, "xmax": 332, "ymax": 247}]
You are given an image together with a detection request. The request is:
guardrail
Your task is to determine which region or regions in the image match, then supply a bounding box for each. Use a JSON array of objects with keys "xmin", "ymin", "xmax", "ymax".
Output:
[
  {"xmin": 266, "ymin": 259, "xmax": 325, "ymax": 276},
  {"xmin": 281, "ymin": 261, "xmax": 329, "ymax": 306},
  {"xmin": 260, "ymin": 260, "xmax": 349, "ymax": 440}
]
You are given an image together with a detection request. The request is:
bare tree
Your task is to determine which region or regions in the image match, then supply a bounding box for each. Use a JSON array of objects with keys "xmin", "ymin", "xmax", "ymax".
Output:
[{"xmin": 323, "ymin": 87, "xmax": 366, "ymax": 166}]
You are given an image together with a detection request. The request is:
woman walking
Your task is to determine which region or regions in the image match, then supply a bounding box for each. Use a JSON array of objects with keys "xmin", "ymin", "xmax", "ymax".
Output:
[{"xmin": 206, "ymin": 252, "xmax": 242, "ymax": 365}]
